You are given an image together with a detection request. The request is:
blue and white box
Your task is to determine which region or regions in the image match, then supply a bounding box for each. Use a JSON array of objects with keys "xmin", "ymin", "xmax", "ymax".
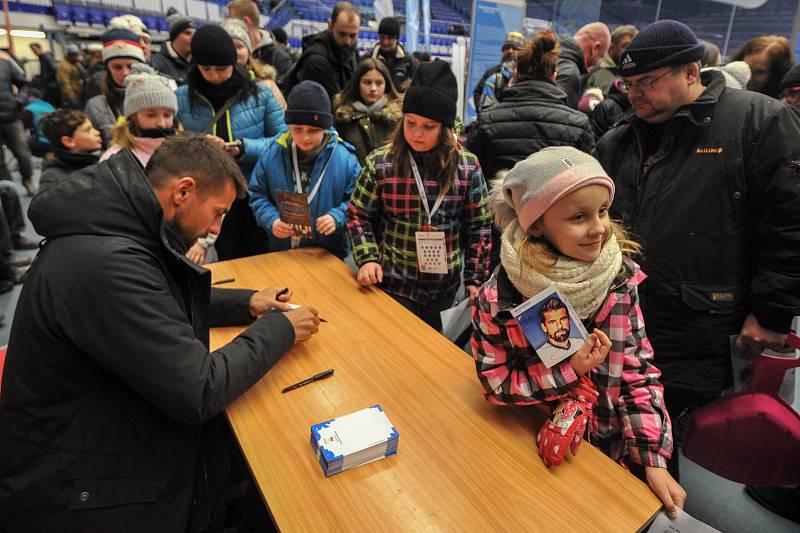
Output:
[{"xmin": 310, "ymin": 404, "xmax": 399, "ymax": 476}]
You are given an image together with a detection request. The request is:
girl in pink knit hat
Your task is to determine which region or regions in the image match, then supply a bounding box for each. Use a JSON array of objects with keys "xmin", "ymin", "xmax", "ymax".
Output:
[{"xmin": 471, "ymin": 146, "xmax": 686, "ymax": 518}]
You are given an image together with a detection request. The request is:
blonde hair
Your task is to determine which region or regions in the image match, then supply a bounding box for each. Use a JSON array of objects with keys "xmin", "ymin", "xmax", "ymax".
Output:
[
  {"xmin": 110, "ymin": 116, "xmax": 138, "ymax": 149},
  {"xmin": 109, "ymin": 114, "xmax": 183, "ymax": 150},
  {"xmin": 488, "ymin": 173, "xmax": 641, "ymax": 274}
]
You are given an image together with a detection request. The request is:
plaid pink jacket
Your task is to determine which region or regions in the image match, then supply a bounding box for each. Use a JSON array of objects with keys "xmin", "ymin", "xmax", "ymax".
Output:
[{"xmin": 471, "ymin": 257, "xmax": 673, "ymax": 468}]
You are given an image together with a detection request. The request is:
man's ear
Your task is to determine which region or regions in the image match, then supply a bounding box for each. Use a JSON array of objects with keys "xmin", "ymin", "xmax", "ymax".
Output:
[
  {"xmin": 327, "ymin": 18, "xmax": 333, "ymax": 32},
  {"xmin": 243, "ymin": 15, "xmax": 252, "ymax": 28},
  {"xmin": 172, "ymin": 176, "xmax": 197, "ymax": 207},
  {"xmin": 540, "ymin": 322, "xmax": 547, "ymax": 334},
  {"xmin": 60, "ymin": 135, "xmax": 75, "ymax": 150},
  {"xmin": 687, "ymin": 62, "xmax": 701, "ymax": 84}
]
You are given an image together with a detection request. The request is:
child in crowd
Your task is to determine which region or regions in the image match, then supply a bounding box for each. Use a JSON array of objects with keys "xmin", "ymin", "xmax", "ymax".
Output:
[
  {"xmin": 347, "ymin": 60, "xmax": 492, "ymax": 331},
  {"xmin": 250, "ymin": 81, "xmax": 361, "ymax": 259},
  {"xmin": 100, "ymin": 63, "xmax": 178, "ymax": 166},
  {"xmin": 471, "ymin": 146, "xmax": 686, "ymax": 518},
  {"xmin": 21, "ymin": 88, "xmax": 56, "ymax": 157},
  {"xmin": 39, "ymin": 109, "xmax": 102, "ymax": 193}
]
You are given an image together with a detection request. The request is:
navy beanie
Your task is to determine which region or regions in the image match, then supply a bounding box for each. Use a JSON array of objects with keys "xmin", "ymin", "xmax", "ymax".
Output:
[
  {"xmin": 403, "ymin": 59, "xmax": 458, "ymax": 127},
  {"xmin": 286, "ymin": 81, "xmax": 333, "ymax": 129},
  {"xmin": 618, "ymin": 20, "xmax": 705, "ymax": 76},
  {"xmin": 781, "ymin": 63, "xmax": 800, "ymax": 92},
  {"xmin": 378, "ymin": 17, "xmax": 401, "ymax": 39},
  {"xmin": 191, "ymin": 25, "xmax": 237, "ymax": 66}
]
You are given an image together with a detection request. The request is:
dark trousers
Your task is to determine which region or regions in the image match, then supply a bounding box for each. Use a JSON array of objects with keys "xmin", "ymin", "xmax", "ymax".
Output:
[
  {"xmin": 0, "ymin": 121, "xmax": 32, "ymax": 185},
  {"xmin": 662, "ymin": 383, "xmax": 723, "ymax": 481},
  {"xmin": 214, "ymin": 196, "xmax": 269, "ymax": 261},
  {"xmin": 390, "ymin": 292, "xmax": 455, "ymax": 332}
]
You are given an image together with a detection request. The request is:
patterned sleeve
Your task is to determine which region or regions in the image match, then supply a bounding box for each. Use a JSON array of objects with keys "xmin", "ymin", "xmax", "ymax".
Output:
[
  {"xmin": 470, "ymin": 285, "xmax": 580, "ymax": 404},
  {"xmin": 615, "ymin": 285, "xmax": 674, "ymax": 468},
  {"xmin": 346, "ymin": 154, "xmax": 382, "ymax": 266},
  {"xmin": 460, "ymin": 154, "xmax": 492, "ymax": 286}
]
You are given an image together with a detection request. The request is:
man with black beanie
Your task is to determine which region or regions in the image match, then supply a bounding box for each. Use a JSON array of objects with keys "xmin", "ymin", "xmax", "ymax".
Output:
[
  {"xmin": 285, "ymin": 1, "xmax": 361, "ymax": 100},
  {"xmin": 363, "ymin": 17, "xmax": 416, "ymax": 92},
  {"xmin": 150, "ymin": 11, "xmax": 196, "ymax": 85},
  {"xmin": 594, "ymin": 20, "xmax": 800, "ymax": 493}
]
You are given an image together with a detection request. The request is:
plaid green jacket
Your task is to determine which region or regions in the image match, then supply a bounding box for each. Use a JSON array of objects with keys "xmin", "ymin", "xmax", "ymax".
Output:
[{"xmin": 346, "ymin": 145, "xmax": 492, "ymax": 304}]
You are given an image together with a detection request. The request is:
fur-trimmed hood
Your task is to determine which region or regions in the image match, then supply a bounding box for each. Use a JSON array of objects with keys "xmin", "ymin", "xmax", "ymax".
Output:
[{"xmin": 333, "ymin": 95, "xmax": 403, "ymax": 123}]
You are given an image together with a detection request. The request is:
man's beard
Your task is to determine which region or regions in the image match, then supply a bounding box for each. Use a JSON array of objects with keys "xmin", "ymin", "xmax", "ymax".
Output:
[
  {"xmin": 552, "ymin": 329, "xmax": 569, "ymax": 343},
  {"xmin": 163, "ymin": 216, "xmax": 197, "ymax": 255}
]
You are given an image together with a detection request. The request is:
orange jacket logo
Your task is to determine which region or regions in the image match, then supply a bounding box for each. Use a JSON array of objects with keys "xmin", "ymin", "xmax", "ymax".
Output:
[{"xmin": 696, "ymin": 147, "xmax": 724, "ymax": 154}]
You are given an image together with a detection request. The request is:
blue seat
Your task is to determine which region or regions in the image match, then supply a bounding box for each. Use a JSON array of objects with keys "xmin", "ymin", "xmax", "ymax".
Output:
[
  {"xmin": 53, "ymin": 3, "xmax": 71, "ymax": 24},
  {"xmin": 71, "ymin": 5, "xmax": 89, "ymax": 24}
]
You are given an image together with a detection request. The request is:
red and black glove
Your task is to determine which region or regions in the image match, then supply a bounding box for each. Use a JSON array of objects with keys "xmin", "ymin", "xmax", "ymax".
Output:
[{"xmin": 537, "ymin": 376, "xmax": 597, "ymax": 467}]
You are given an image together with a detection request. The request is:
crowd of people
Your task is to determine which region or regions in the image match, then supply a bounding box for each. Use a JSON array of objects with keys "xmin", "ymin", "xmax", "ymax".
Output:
[{"xmin": 0, "ymin": 1, "xmax": 798, "ymax": 530}]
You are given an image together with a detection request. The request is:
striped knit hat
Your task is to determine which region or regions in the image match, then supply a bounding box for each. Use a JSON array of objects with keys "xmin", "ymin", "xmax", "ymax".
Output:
[{"xmin": 101, "ymin": 28, "xmax": 145, "ymax": 63}]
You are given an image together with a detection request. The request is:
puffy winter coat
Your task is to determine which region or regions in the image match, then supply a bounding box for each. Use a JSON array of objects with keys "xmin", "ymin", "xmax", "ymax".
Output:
[
  {"xmin": 556, "ymin": 34, "xmax": 587, "ymax": 109},
  {"xmin": 176, "ymin": 83, "xmax": 285, "ymax": 175},
  {"xmin": 333, "ymin": 96, "xmax": 403, "ymax": 164},
  {"xmin": 249, "ymin": 129, "xmax": 361, "ymax": 258},
  {"xmin": 594, "ymin": 70, "xmax": 800, "ymax": 393},
  {"xmin": 466, "ymin": 77, "xmax": 595, "ymax": 184}
]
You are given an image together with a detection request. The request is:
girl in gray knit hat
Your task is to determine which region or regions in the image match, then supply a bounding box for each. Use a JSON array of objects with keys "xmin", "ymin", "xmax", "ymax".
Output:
[
  {"xmin": 100, "ymin": 63, "xmax": 178, "ymax": 167},
  {"xmin": 472, "ymin": 146, "xmax": 687, "ymax": 518}
]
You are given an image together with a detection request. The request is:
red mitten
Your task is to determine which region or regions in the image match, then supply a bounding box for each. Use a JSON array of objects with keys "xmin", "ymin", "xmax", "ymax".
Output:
[{"xmin": 537, "ymin": 399, "xmax": 591, "ymax": 467}]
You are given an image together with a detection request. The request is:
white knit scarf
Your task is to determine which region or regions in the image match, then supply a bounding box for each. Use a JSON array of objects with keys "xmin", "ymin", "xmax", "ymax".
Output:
[{"xmin": 500, "ymin": 221, "xmax": 623, "ymax": 319}]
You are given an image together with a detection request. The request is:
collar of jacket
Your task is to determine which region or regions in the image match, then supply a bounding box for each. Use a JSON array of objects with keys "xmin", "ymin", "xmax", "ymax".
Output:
[
  {"xmin": 253, "ymin": 28, "xmax": 275, "ymax": 53},
  {"xmin": 275, "ymin": 127, "xmax": 342, "ymax": 150},
  {"xmin": 558, "ymin": 34, "xmax": 588, "ymax": 74},
  {"xmin": 502, "ymin": 77, "xmax": 569, "ymax": 103},
  {"xmin": 334, "ymin": 95, "xmax": 403, "ymax": 122},
  {"xmin": 370, "ymin": 43, "xmax": 406, "ymax": 60},
  {"xmin": 165, "ymin": 41, "xmax": 189, "ymax": 65},
  {"xmin": 619, "ymin": 69, "xmax": 725, "ymax": 129}
]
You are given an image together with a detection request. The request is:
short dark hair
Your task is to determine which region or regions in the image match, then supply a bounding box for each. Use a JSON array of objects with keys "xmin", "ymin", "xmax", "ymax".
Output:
[
  {"xmin": 40, "ymin": 109, "xmax": 90, "ymax": 148},
  {"xmin": 272, "ymin": 27, "xmax": 288, "ymax": 45},
  {"xmin": 145, "ymin": 135, "xmax": 247, "ymax": 199},
  {"xmin": 540, "ymin": 297, "xmax": 567, "ymax": 324},
  {"xmin": 331, "ymin": 1, "xmax": 359, "ymax": 24}
]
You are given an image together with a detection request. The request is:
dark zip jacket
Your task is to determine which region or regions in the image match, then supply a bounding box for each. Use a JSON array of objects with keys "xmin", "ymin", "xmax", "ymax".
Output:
[
  {"xmin": 594, "ymin": 70, "xmax": 800, "ymax": 393},
  {"xmin": 0, "ymin": 149, "xmax": 295, "ymax": 531}
]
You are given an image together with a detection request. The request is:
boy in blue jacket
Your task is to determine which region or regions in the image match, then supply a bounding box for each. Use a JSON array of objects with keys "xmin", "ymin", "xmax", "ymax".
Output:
[{"xmin": 250, "ymin": 81, "xmax": 361, "ymax": 258}]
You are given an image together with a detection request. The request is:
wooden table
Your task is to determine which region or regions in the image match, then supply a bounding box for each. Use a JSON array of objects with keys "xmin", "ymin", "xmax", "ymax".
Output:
[{"xmin": 209, "ymin": 248, "xmax": 662, "ymax": 532}]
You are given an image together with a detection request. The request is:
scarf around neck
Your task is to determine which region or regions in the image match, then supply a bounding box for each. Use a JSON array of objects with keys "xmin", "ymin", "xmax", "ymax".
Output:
[
  {"xmin": 353, "ymin": 96, "xmax": 388, "ymax": 115},
  {"xmin": 500, "ymin": 220, "xmax": 622, "ymax": 319}
]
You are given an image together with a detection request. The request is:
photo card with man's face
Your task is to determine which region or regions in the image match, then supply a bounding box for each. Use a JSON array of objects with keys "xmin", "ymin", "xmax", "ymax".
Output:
[{"xmin": 510, "ymin": 285, "xmax": 589, "ymax": 368}]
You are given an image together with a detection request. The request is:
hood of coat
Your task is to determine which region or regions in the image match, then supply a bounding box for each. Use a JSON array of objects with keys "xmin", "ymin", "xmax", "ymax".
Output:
[
  {"xmin": 30, "ymin": 149, "xmax": 167, "ymax": 252},
  {"xmin": 559, "ymin": 34, "xmax": 587, "ymax": 74},
  {"xmin": 334, "ymin": 95, "xmax": 403, "ymax": 122},
  {"xmin": 253, "ymin": 28, "xmax": 276, "ymax": 53}
]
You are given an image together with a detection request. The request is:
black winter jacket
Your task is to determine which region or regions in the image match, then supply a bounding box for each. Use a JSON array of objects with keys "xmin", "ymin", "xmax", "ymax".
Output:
[
  {"xmin": 0, "ymin": 149, "xmax": 295, "ymax": 531},
  {"xmin": 590, "ymin": 80, "xmax": 631, "ymax": 138},
  {"xmin": 288, "ymin": 31, "xmax": 359, "ymax": 100},
  {"xmin": 38, "ymin": 148, "xmax": 99, "ymax": 193},
  {"xmin": 556, "ymin": 34, "xmax": 587, "ymax": 109},
  {"xmin": 467, "ymin": 77, "xmax": 595, "ymax": 183},
  {"xmin": 150, "ymin": 41, "xmax": 191, "ymax": 86},
  {"xmin": 595, "ymin": 70, "xmax": 800, "ymax": 393}
]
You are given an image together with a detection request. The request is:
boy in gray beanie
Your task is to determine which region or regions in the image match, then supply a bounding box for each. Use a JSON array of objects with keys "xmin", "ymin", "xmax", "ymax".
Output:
[{"xmin": 150, "ymin": 11, "xmax": 195, "ymax": 85}]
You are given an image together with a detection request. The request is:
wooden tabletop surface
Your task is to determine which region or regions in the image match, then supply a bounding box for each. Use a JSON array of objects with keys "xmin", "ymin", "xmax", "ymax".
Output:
[{"xmin": 208, "ymin": 248, "xmax": 661, "ymax": 532}]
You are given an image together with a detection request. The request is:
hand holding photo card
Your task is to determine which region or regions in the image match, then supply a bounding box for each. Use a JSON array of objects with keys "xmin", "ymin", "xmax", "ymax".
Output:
[
  {"xmin": 511, "ymin": 285, "xmax": 589, "ymax": 368},
  {"xmin": 276, "ymin": 190, "xmax": 313, "ymax": 238}
]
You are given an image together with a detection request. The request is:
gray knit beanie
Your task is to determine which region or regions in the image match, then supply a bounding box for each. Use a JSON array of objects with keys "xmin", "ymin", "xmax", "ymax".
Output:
[
  {"xmin": 124, "ymin": 63, "xmax": 179, "ymax": 117},
  {"xmin": 168, "ymin": 12, "xmax": 196, "ymax": 42},
  {"xmin": 502, "ymin": 146, "xmax": 615, "ymax": 231},
  {"xmin": 222, "ymin": 18, "xmax": 252, "ymax": 53}
]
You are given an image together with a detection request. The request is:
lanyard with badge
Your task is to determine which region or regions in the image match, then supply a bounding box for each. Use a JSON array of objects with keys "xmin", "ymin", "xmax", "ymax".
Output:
[
  {"xmin": 283, "ymin": 141, "xmax": 336, "ymax": 248},
  {"xmin": 409, "ymin": 156, "xmax": 449, "ymax": 274}
]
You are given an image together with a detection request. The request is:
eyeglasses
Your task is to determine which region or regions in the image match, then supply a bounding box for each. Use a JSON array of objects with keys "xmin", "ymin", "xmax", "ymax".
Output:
[{"xmin": 620, "ymin": 68, "xmax": 676, "ymax": 93}]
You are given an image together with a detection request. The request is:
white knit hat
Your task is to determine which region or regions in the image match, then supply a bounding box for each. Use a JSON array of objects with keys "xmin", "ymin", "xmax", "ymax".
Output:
[
  {"xmin": 124, "ymin": 63, "xmax": 178, "ymax": 117},
  {"xmin": 222, "ymin": 18, "xmax": 252, "ymax": 53}
]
